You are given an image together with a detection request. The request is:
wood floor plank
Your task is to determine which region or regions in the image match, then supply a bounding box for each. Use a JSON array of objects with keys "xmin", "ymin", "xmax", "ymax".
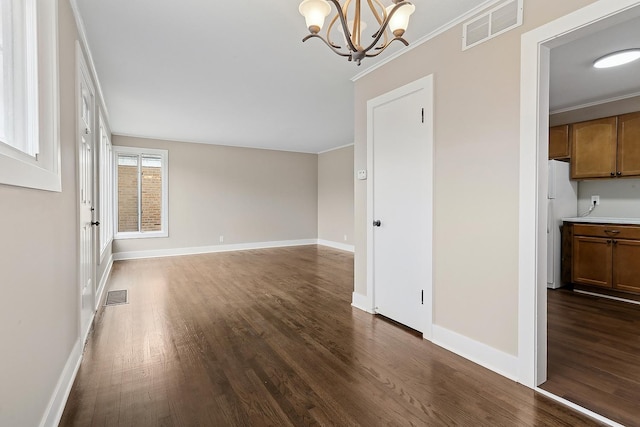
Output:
[
  {"xmin": 542, "ymin": 288, "xmax": 640, "ymax": 427},
  {"xmin": 60, "ymin": 246, "xmax": 602, "ymax": 426}
]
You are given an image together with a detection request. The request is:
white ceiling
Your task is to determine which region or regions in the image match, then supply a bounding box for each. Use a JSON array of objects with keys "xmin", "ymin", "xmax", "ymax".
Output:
[
  {"xmin": 75, "ymin": 1, "xmax": 640, "ymax": 152},
  {"xmin": 549, "ymin": 13, "xmax": 640, "ymax": 112},
  {"xmin": 74, "ymin": 0, "xmax": 493, "ymax": 153}
]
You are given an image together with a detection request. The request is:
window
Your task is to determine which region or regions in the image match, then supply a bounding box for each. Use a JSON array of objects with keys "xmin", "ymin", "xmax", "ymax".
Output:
[
  {"xmin": 0, "ymin": 0, "xmax": 60, "ymax": 191},
  {"xmin": 98, "ymin": 114, "xmax": 114, "ymax": 257},
  {"xmin": 114, "ymin": 146, "xmax": 168, "ymax": 239}
]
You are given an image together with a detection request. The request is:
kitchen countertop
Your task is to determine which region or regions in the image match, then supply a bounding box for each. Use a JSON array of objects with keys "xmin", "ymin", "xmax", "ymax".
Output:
[{"xmin": 562, "ymin": 217, "xmax": 640, "ymax": 225}]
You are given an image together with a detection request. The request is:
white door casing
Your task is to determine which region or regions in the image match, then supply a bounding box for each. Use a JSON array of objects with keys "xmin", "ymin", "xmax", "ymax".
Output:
[
  {"xmin": 518, "ymin": 0, "xmax": 640, "ymax": 389},
  {"xmin": 366, "ymin": 75, "xmax": 434, "ymax": 338},
  {"xmin": 77, "ymin": 43, "xmax": 97, "ymax": 343}
]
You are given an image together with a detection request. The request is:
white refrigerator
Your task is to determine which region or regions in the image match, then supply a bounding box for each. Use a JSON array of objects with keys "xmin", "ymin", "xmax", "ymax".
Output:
[{"xmin": 547, "ymin": 160, "xmax": 578, "ymax": 289}]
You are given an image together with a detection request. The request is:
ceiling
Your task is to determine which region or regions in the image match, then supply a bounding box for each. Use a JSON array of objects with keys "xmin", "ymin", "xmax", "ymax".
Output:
[
  {"xmin": 74, "ymin": 1, "xmax": 640, "ymax": 153},
  {"xmin": 549, "ymin": 13, "xmax": 640, "ymax": 112},
  {"xmin": 74, "ymin": 0, "xmax": 493, "ymax": 153}
]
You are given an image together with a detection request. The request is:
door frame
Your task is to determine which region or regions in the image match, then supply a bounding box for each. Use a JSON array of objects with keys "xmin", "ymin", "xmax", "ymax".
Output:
[
  {"xmin": 518, "ymin": 0, "xmax": 640, "ymax": 389},
  {"xmin": 365, "ymin": 75, "xmax": 434, "ymax": 339},
  {"xmin": 76, "ymin": 42, "xmax": 97, "ymax": 344}
]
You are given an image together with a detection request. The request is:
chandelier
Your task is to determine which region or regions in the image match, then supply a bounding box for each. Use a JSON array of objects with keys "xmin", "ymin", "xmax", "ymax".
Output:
[{"xmin": 299, "ymin": 0, "xmax": 415, "ymax": 65}]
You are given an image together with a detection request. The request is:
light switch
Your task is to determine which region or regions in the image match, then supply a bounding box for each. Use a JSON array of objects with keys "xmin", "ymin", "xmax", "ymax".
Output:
[{"xmin": 357, "ymin": 169, "xmax": 367, "ymax": 180}]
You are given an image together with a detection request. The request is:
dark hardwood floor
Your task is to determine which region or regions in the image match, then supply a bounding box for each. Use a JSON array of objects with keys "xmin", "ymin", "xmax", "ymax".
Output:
[
  {"xmin": 61, "ymin": 246, "xmax": 600, "ymax": 426},
  {"xmin": 542, "ymin": 288, "xmax": 640, "ymax": 426}
]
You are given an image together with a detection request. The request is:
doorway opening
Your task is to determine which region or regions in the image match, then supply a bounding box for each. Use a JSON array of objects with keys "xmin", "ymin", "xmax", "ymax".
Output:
[{"xmin": 519, "ymin": 1, "xmax": 640, "ymax": 425}]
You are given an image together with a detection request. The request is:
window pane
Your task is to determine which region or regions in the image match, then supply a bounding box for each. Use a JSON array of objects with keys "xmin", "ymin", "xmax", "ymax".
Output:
[
  {"xmin": 117, "ymin": 154, "xmax": 139, "ymax": 233},
  {"xmin": 141, "ymin": 155, "xmax": 162, "ymax": 232},
  {"xmin": 0, "ymin": 0, "xmax": 10, "ymax": 143}
]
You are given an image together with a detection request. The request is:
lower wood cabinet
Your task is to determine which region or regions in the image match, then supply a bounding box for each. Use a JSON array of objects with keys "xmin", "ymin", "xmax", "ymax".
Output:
[
  {"xmin": 613, "ymin": 239, "xmax": 640, "ymax": 293},
  {"xmin": 567, "ymin": 222, "xmax": 640, "ymax": 295},
  {"xmin": 573, "ymin": 235, "xmax": 612, "ymax": 288}
]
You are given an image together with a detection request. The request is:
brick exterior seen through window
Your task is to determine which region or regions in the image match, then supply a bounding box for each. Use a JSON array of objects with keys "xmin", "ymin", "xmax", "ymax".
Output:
[{"xmin": 117, "ymin": 164, "xmax": 162, "ymax": 233}]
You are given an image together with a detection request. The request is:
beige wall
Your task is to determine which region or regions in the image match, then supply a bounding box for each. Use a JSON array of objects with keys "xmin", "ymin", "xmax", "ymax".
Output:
[
  {"xmin": 354, "ymin": 0, "xmax": 596, "ymax": 356},
  {"xmin": 318, "ymin": 146, "xmax": 354, "ymax": 245},
  {"xmin": 0, "ymin": 1, "xmax": 83, "ymax": 425},
  {"xmin": 112, "ymin": 136, "xmax": 318, "ymax": 254}
]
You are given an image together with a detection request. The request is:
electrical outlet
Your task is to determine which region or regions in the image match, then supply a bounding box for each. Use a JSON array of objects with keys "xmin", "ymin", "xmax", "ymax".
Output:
[
  {"xmin": 219, "ymin": 235, "xmax": 224, "ymax": 243},
  {"xmin": 343, "ymin": 234, "xmax": 347, "ymax": 241},
  {"xmin": 591, "ymin": 195, "xmax": 600, "ymax": 206}
]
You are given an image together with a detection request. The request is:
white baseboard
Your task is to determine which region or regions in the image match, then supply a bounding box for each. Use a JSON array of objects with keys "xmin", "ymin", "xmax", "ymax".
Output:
[
  {"xmin": 95, "ymin": 254, "xmax": 114, "ymax": 310},
  {"xmin": 113, "ymin": 239, "xmax": 319, "ymax": 261},
  {"xmin": 38, "ymin": 339, "xmax": 83, "ymax": 427},
  {"xmin": 432, "ymin": 325, "xmax": 518, "ymax": 381},
  {"xmin": 317, "ymin": 239, "xmax": 355, "ymax": 253},
  {"xmin": 351, "ymin": 291, "xmax": 374, "ymax": 313},
  {"xmin": 534, "ymin": 388, "xmax": 623, "ymax": 427}
]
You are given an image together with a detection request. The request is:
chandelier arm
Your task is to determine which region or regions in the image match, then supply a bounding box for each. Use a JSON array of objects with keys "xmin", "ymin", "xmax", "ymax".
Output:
[
  {"xmin": 302, "ymin": 34, "xmax": 353, "ymax": 58},
  {"xmin": 353, "ymin": 0, "xmax": 361, "ymax": 47},
  {"xmin": 325, "ymin": 0, "xmax": 359, "ymax": 53},
  {"xmin": 368, "ymin": 0, "xmax": 385, "ymax": 26},
  {"xmin": 367, "ymin": 0, "xmax": 388, "ymax": 49},
  {"xmin": 364, "ymin": 37, "xmax": 409, "ymax": 57},
  {"xmin": 363, "ymin": 2, "xmax": 410, "ymax": 53},
  {"xmin": 326, "ymin": 13, "xmax": 342, "ymax": 48}
]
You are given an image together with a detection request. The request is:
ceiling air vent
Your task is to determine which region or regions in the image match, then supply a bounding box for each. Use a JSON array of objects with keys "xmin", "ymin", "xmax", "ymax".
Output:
[{"xmin": 462, "ymin": 0, "xmax": 523, "ymax": 50}]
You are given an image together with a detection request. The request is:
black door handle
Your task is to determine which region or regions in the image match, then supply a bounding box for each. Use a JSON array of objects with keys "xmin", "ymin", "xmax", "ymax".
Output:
[
  {"xmin": 373, "ymin": 220, "xmax": 381, "ymax": 227},
  {"xmin": 91, "ymin": 221, "xmax": 100, "ymax": 226}
]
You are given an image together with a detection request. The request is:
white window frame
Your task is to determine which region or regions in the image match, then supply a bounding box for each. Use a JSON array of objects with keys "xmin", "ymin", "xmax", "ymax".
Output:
[
  {"xmin": 98, "ymin": 112, "xmax": 113, "ymax": 258},
  {"xmin": 114, "ymin": 146, "xmax": 169, "ymax": 239},
  {"xmin": 0, "ymin": 0, "xmax": 60, "ymax": 192}
]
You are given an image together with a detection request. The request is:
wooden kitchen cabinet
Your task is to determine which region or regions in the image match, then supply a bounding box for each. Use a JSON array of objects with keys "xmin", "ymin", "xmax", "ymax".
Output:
[
  {"xmin": 616, "ymin": 111, "xmax": 640, "ymax": 177},
  {"xmin": 568, "ymin": 112, "xmax": 640, "ymax": 179},
  {"xmin": 568, "ymin": 222, "xmax": 640, "ymax": 295},
  {"xmin": 570, "ymin": 117, "xmax": 617, "ymax": 179},
  {"xmin": 613, "ymin": 239, "xmax": 640, "ymax": 293},
  {"xmin": 549, "ymin": 125, "xmax": 570, "ymax": 160},
  {"xmin": 572, "ymin": 235, "xmax": 612, "ymax": 288}
]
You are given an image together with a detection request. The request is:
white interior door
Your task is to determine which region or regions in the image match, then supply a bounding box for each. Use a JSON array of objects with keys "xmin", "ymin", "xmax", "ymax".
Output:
[
  {"xmin": 77, "ymin": 45, "xmax": 96, "ymax": 342},
  {"xmin": 368, "ymin": 76, "xmax": 433, "ymax": 335}
]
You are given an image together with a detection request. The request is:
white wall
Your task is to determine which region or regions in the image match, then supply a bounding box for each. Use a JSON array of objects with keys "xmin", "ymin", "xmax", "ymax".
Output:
[
  {"xmin": 578, "ymin": 179, "xmax": 640, "ymax": 217},
  {"xmin": 112, "ymin": 135, "xmax": 319, "ymax": 256},
  {"xmin": 318, "ymin": 145, "xmax": 354, "ymax": 248}
]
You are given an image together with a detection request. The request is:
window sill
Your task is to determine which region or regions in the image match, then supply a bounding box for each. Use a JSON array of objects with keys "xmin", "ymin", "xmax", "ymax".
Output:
[{"xmin": 115, "ymin": 231, "xmax": 168, "ymax": 240}]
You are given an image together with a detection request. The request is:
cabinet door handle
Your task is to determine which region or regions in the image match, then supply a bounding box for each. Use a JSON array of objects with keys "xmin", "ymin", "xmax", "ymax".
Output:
[
  {"xmin": 617, "ymin": 171, "xmax": 622, "ymax": 176},
  {"xmin": 613, "ymin": 240, "xmax": 618, "ymax": 245},
  {"xmin": 611, "ymin": 172, "xmax": 616, "ymax": 176},
  {"xmin": 604, "ymin": 229, "xmax": 620, "ymax": 234},
  {"xmin": 607, "ymin": 239, "xmax": 612, "ymax": 244}
]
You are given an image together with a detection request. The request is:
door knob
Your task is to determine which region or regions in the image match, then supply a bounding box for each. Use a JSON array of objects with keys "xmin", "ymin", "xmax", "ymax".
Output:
[
  {"xmin": 373, "ymin": 220, "xmax": 381, "ymax": 227},
  {"xmin": 91, "ymin": 221, "xmax": 100, "ymax": 226}
]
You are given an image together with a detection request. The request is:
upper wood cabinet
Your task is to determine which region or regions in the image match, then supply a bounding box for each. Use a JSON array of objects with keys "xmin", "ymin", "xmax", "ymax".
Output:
[
  {"xmin": 549, "ymin": 125, "xmax": 570, "ymax": 159},
  {"xmin": 570, "ymin": 117, "xmax": 617, "ymax": 179},
  {"xmin": 616, "ymin": 112, "xmax": 640, "ymax": 177},
  {"xmin": 568, "ymin": 112, "xmax": 640, "ymax": 179}
]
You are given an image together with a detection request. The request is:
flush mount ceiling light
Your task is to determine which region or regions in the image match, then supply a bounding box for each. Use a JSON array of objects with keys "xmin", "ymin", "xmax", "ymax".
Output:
[
  {"xmin": 299, "ymin": 0, "xmax": 415, "ymax": 66},
  {"xmin": 593, "ymin": 48, "xmax": 640, "ymax": 69}
]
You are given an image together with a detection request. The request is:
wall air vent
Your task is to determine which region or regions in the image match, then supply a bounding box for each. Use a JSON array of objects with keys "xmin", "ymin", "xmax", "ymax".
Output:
[{"xmin": 462, "ymin": 0, "xmax": 523, "ymax": 50}]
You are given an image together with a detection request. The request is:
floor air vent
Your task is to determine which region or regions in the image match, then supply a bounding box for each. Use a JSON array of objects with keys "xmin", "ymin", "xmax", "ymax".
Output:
[
  {"xmin": 462, "ymin": 0, "xmax": 523, "ymax": 50},
  {"xmin": 105, "ymin": 290, "xmax": 128, "ymax": 306}
]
